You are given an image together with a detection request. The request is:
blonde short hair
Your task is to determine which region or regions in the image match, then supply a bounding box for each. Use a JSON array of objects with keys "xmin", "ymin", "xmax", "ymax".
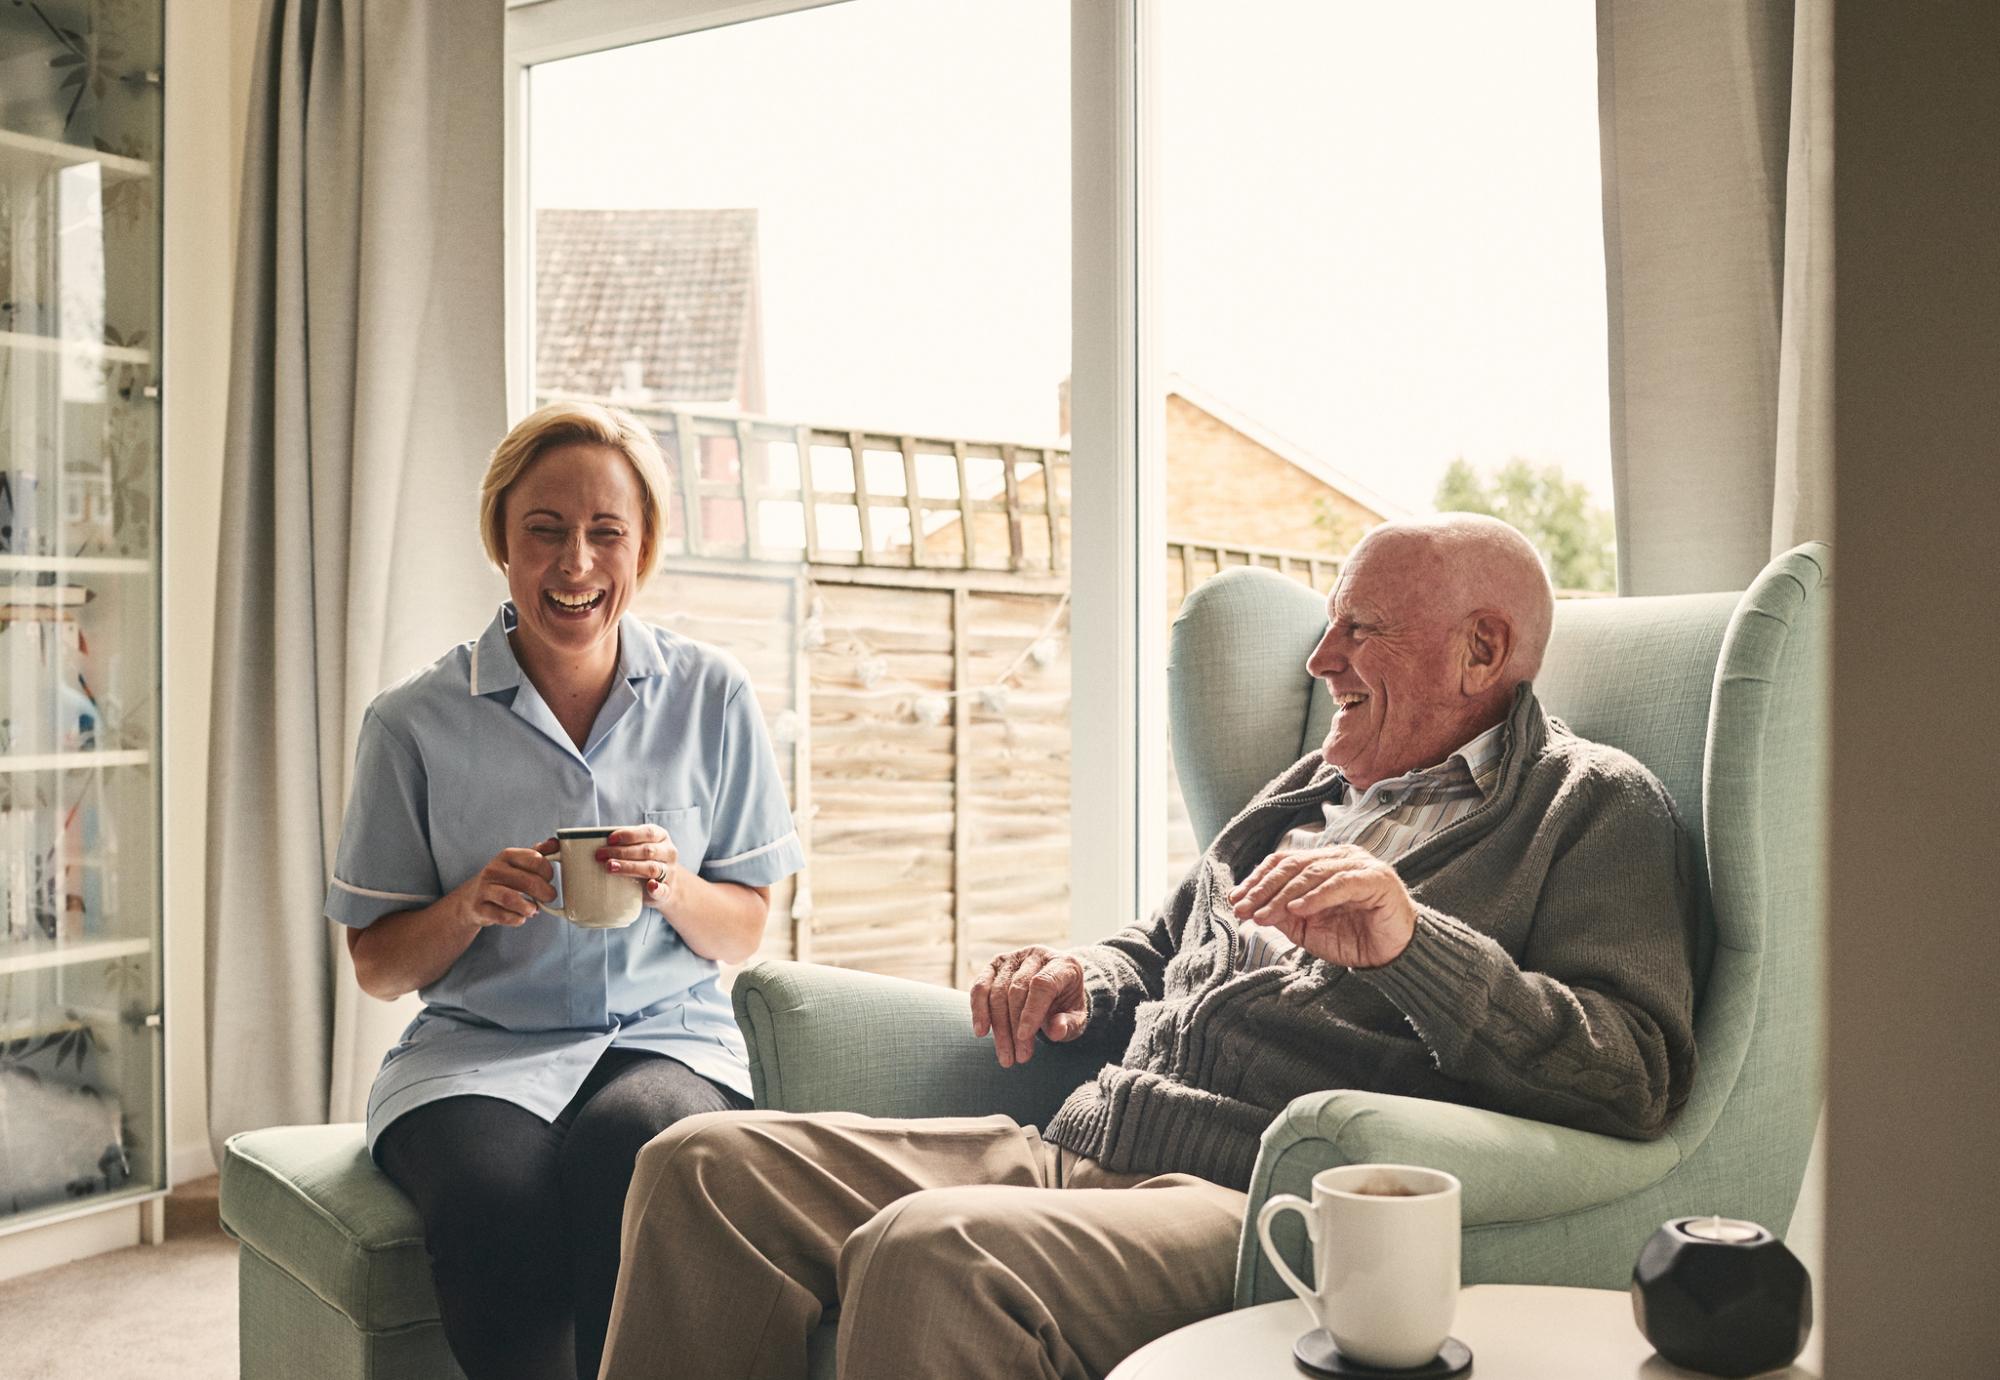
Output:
[{"xmin": 479, "ymin": 402, "xmax": 672, "ymax": 584}]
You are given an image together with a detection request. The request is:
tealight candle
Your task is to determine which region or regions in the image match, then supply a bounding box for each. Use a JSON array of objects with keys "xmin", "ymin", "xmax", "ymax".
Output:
[
  {"xmin": 1634, "ymin": 1217, "xmax": 1811, "ymax": 1377},
  {"xmin": 1678, "ymin": 1215, "xmax": 1767, "ymax": 1244}
]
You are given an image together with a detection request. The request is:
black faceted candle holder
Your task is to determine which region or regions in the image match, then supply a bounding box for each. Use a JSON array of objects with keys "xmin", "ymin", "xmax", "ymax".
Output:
[{"xmin": 1630, "ymin": 1218, "xmax": 1812, "ymax": 1378}]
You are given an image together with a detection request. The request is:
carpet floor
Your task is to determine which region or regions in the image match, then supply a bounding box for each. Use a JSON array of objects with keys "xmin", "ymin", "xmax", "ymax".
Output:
[{"xmin": 0, "ymin": 1188, "xmax": 237, "ymax": 1380}]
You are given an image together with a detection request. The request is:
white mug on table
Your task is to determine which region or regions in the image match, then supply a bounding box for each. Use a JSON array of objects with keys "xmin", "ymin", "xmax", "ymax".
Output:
[{"xmin": 1255, "ymin": 1163, "xmax": 1461, "ymax": 1370}]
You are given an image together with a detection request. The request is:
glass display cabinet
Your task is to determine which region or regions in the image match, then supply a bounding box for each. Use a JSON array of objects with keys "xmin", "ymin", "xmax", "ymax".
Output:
[{"xmin": 0, "ymin": 0, "xmax": 165, "ymax": 1232}]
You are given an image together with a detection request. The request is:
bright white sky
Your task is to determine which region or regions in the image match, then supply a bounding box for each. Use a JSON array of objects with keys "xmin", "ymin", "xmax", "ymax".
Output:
[{"xmin": 529, "ymin": 0, "xmax": 1612, "ymax": 513}]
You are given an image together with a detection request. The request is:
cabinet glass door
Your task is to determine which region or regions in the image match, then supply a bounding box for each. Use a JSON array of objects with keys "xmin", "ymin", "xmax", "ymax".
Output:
[{"xmin": 0, "ymin": 0, "xmax": 164, "ymax": 1227}]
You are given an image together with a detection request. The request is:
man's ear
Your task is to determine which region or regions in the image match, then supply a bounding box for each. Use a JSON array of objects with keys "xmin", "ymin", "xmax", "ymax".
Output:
[{"xmin": 1460, "ymin": 611, "xmax": 1513, "ymax": 695}]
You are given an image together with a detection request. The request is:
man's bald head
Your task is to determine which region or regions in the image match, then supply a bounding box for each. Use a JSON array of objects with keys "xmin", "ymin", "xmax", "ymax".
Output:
[
  {"xmin": 1354, "ymin": 514, "xmax": 1555, "ymax": 683},
  {"xmin": 1305, "ymin": 514, "xmax": 1556, "ymax": 787}
]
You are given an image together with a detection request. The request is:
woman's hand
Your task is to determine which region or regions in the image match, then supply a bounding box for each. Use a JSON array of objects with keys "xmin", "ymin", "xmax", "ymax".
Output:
[
  {"xmin": 451, "ymin": 839, "xmax": 559, "ymax": 929},
  {"xmin": 350, "ymin": 839, "xmax": 557, "ymax": 1000},
  {"xmin": 595, "ymin": 825, "xmax": 681, "ymax": 915}
]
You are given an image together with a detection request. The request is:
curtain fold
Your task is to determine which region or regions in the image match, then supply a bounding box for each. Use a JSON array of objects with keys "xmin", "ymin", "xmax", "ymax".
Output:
[
  {"xmin": 1771, "ymin": 0, "xmax": 1834, "ymax": 555},
  {"xmin": 1596, "ymin": 0, "xmax": 1833, "ymax": 595},
  {"xmin": 207, "ymin": 0, "xmax": 505, "ymax": 1158}
]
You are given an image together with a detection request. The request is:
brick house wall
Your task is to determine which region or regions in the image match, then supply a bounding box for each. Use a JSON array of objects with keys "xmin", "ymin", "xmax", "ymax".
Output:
[{"xmin": 1162, "ymin": 393, "xmax": 1381, "ymax": 554}]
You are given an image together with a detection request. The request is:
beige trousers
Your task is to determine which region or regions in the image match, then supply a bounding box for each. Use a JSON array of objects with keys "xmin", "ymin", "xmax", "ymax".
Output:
[{"xmin": 597, "ymin": 1110, "xmax": 1248, "ymax": 1380}]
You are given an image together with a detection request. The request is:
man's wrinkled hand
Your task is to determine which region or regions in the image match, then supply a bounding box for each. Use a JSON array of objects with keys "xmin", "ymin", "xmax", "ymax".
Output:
[
  {"xmin": 1227, "ymin": 845, "xmax": 1418, "ymax": 969},
  {"xmin": 968, "ymin": 944, "xmax": 1088, "ymax": 1068}
]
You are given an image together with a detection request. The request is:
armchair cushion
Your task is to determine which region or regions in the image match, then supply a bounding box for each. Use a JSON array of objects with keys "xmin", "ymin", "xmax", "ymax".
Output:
[
  {"xmin": 1237, "ymin": 1091, "xmax": 1682, "ymax": 1303},
  {"xmin": 223, "ymin": 1120, "xmax": 464, "ymax": 1376},
  {"xmin": 733, "ymin": 960, "xmax": 1105, "ymax": 1127},
  {"xmin": 220, "ymin": 1123, "xmax": 440, "ymax": 1335}
]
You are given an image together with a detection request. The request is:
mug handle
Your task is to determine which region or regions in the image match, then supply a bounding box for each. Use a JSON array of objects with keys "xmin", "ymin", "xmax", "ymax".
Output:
[
  {"xmin": 547, "ymin": 856, "xmax": 569, "ymax": 923},
  {"xmin": 1256, "ymin": 1194, "xmax": 1323, "ymax": 1328}
]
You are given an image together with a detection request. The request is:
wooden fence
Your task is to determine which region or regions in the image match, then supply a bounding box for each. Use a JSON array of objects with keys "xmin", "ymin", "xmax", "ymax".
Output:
[
  {"xmin": 546, "ymin": 394, "xmax": 1072, "ymax": 581},
  {"xmin": 633, "ymin": 563, "xmax": 1072, "ymax": 988}
]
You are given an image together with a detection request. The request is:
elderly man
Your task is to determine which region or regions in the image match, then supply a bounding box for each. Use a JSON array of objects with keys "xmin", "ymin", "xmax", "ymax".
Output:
[{"xmin": 599, "ymin": 514, "xmax": 1699, "ymax": 1380}]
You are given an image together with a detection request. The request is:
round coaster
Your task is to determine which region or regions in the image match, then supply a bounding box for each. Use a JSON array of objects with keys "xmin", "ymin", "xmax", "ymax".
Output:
[{"xmin": 1291, "ymin": 1331, "xmax": 1473, "ymax": 1378}]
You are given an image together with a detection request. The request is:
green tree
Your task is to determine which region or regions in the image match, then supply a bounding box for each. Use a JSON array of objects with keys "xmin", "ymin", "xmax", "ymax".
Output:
[
  {"xmin": 1310, "ymin": 497, "xmax": 1366, "ymax": 557},
  {"xmin": 1434, "ymin": 458, "xmax": 1616, "ymax": 594}
]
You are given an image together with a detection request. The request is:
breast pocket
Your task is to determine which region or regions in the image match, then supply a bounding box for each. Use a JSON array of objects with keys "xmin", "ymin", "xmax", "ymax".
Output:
[{"xmin": 645, "ymin": 806, "xmax": 709, "ymax": 875}]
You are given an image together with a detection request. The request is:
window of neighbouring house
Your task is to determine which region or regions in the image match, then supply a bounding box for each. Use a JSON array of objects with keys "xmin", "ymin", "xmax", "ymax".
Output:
[
  {"xmin": 1145, "ymin": 0, "xmax": 1617, "ymax": 906},
  {"xmin": 523, "ymin": 0, "xmax": 1071, "ymax": 988}
]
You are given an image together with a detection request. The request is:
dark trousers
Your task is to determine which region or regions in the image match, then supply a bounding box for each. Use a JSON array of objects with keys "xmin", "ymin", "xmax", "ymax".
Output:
[{"xmin": 377, "ymin": 1048, "xmax": 748, "ymax": 1380}]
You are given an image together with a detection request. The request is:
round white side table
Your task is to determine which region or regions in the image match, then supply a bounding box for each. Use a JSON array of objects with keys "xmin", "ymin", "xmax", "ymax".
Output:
[{"xmin": 1108, "ymin": 1284, "xmax": 1822, "ymax": 1380}]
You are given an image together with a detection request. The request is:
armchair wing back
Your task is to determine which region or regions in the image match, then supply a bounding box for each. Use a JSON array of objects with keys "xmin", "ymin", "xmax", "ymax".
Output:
[
  {"xmin": 1536, "ymin": 547, "xmax": 1830, "ymax": 1237},
  {"xmin": 1170, "ymin": 543, "xmax": 1830, "ymax": 1288}
]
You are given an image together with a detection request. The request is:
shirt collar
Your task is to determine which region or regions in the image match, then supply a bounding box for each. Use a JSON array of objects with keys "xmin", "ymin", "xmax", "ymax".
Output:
[
  {"xmin": 1446, "ymin": 720, "xmax": 1507, "ymax": 797},
  {"xmin": 468, "ymin": 602, "xmax": 674, "ymax": 698}
]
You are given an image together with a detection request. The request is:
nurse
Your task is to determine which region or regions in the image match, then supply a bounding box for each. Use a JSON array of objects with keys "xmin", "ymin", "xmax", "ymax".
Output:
[{"xmin": 325, "ymin": 401, "xmax": 802, "ymax": 1380}]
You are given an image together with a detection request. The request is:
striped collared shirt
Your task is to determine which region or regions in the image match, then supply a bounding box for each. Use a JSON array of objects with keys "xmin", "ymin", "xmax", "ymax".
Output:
[{"xmin": 1238, "ymin": 720, "xmax": 1506, "ymax": 969}]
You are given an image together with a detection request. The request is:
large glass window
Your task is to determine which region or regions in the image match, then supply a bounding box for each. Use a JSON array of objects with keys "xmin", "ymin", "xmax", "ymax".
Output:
[
  {"xmin": 515, "ymin": 0, "xmax": 1616, "ymax": 948},
  {"xmin": 1148, "ymin": 1, "xmax": 1614, "ymax": 902},
  {"xmin": 523, "ymin": 0, "xmax": 1071, "ymax": 986}
]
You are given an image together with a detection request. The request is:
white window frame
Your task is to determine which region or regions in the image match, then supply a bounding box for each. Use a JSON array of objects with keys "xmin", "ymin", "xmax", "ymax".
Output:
[{"xmin": 502, "ymin": 0, "xmax": 1164, "ymax": 945}]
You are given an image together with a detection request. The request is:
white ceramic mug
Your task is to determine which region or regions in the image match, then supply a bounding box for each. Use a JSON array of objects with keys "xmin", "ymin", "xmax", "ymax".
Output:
[
  {"xmin": 550, "ymin": 826, "xmax": 645, "ymax": 929},
  {"xmin": 1255, "ymin": 1163, "xmax": 1461, "ymax": 1369}
]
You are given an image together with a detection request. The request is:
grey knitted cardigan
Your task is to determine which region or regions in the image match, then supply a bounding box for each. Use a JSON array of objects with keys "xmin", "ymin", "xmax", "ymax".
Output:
[{"xmin": 1043, "ymin": 684, "xmax": 1701, "ymax": 1191}]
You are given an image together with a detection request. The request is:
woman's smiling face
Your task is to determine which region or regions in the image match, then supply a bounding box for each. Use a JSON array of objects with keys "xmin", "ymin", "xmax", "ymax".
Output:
[{"xmin": 501, "ymin": 441, "xmax": 647, "ymax": 667}]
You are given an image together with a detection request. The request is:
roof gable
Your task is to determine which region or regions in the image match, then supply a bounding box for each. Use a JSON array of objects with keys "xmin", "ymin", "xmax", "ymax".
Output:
[
  {"xmin": 1166, "ymin": 374, "xmax": 1409, "ymax": 521},
  {"xmin": 535, "ymin": 208, "xmax": 759, "ymax": 402}
]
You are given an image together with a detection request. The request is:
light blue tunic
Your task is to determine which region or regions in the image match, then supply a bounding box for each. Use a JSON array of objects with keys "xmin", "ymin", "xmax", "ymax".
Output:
[{"xmin": 325, "ymin": 603, "xmax": 803, "ymax": 1153}]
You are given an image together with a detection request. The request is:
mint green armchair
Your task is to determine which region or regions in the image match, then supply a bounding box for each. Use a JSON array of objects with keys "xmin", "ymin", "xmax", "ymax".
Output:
[{"xmin": 733, "ymin": 542, "xmax": 1830, "ymax": 1308}]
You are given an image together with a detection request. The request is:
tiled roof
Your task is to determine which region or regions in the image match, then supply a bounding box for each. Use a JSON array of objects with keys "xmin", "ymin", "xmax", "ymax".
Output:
[{"xmin": 535, "ymin": 208, "xmax": 759, "ymax": 402}]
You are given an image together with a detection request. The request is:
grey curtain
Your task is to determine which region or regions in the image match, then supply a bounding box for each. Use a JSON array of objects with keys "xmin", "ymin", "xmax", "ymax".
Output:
[
  {"xmin": 1596, "ymin": 0, "xmax": 1833, "ymax": 595},
  {"xmin": 207, "ymin": 0, "xmax": 506, "ymax": 1157}
]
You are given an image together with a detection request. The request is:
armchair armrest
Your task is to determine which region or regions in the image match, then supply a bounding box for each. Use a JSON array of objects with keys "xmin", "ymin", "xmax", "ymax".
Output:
[
  {"xmin": 1236, "ymin": 1089, "xmax": 1684, "ymax": 1304},
  {"xmin": 731, "ymin": 960, "xmax": 1107, "ymax": 1127}
]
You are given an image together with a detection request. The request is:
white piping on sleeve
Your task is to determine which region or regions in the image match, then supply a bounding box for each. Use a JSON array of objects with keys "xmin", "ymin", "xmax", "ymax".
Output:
[
  {"xmin": 332, "ymin": 877, "xmax": 438, "ymax": 903},
  {"xmin": 706, "ymin": 832, "xmax": 799, "ymax": 868}
]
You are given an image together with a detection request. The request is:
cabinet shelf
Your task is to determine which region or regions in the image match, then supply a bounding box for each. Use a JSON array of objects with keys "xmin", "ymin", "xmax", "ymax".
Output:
[
  {"xmin": 0, "ymin": 128, "xmax": 153, "ymax": 182},
  {"xmin": 0, "ymin": 935, "xmax": 150, "ymax": 977},
  {"xmin": 0, "ymin": 329, "xmax": 151, "ymax": 365},
  {"xmin": 0, "ymin": 749, "xmax": 149, "ymax": 775},
  {"xmin": 0, "ymin": 555, "xmax": 151, "ymax": 575},
  {"xmin": 0, "ymin": 1007, "xmax": 142, "ymax": 1049}
]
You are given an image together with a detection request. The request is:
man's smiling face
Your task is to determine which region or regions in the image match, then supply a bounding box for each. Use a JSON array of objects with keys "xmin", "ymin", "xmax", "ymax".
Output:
[{"xmin": 1305, "ymin": 531, "xmax": 1482, "ymax": 790}]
